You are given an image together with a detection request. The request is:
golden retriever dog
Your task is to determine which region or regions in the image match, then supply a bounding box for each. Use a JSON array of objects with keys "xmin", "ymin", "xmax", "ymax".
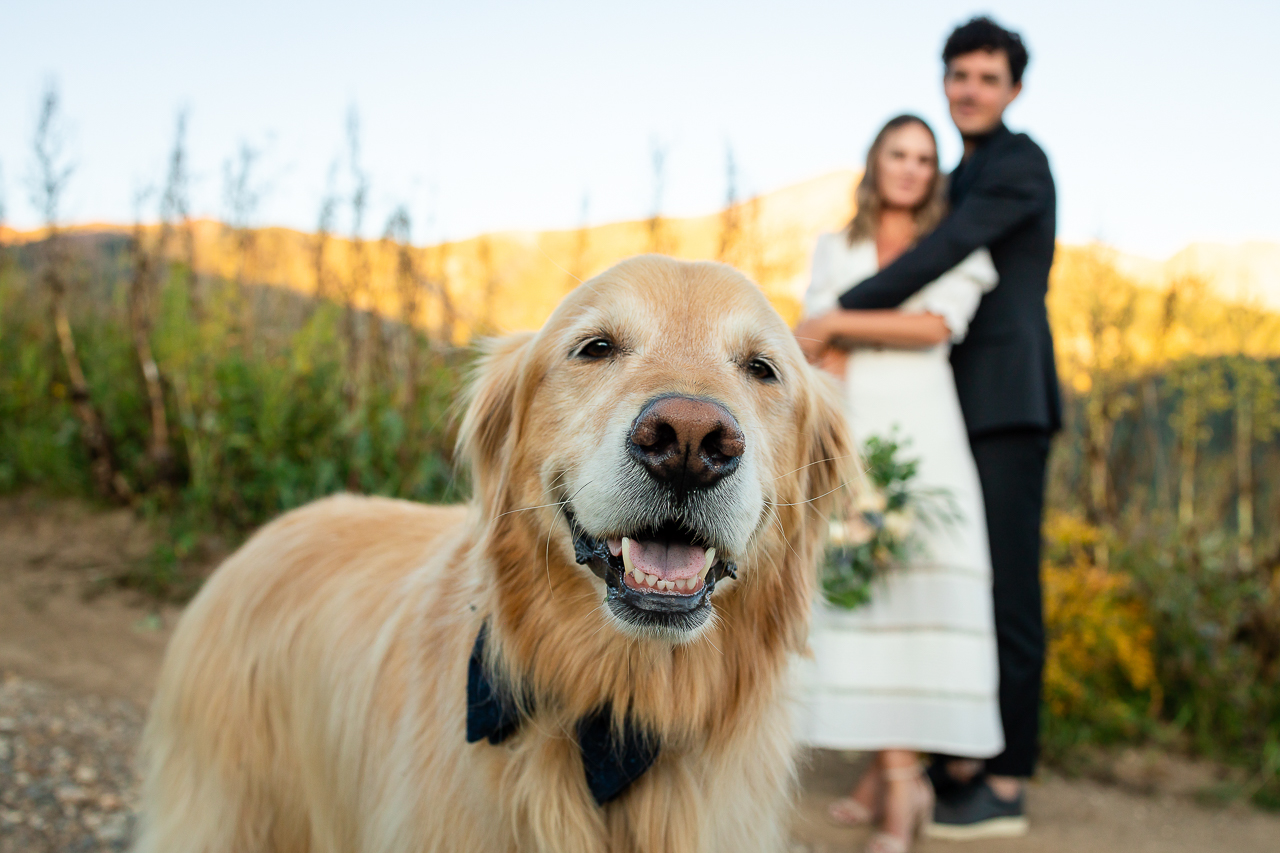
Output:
[{"xmin": 132, "ymin": 255, "xmax": 853, "ymax": 853}]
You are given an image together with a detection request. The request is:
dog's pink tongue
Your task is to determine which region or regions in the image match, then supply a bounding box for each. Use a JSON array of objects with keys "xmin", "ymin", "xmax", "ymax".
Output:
[{"xmin": 628, "ymin": 539, "xmax": 706, "ymax": 580}]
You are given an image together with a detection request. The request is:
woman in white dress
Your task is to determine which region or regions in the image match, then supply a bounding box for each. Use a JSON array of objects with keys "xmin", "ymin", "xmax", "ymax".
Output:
[{"xmin": 793, "ymin": 115, "xmax": 1002, "ymax": 853}]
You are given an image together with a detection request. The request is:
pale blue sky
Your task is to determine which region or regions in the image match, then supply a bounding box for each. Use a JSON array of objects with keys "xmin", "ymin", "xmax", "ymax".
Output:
[{"xmin": 1, "ymin": 0, "xmax": 1276, "ymax": 257}]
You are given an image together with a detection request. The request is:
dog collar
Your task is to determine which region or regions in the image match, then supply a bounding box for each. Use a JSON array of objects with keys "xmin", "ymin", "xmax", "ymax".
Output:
[{"xmin": 465, "ymin": 622, "xmax": 660, "ymax": 805}]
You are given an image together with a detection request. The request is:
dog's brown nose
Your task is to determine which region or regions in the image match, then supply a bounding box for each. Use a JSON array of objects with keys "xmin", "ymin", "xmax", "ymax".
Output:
[{"xmin": 628, "ymin": 395, "xmax": 745, "ymax": 490}]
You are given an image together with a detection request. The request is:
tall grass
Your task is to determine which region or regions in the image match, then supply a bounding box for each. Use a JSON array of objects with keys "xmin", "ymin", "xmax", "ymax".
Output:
[{"xmin": 0, "ymin": 252, "xmax": 466, "ymax": 595}]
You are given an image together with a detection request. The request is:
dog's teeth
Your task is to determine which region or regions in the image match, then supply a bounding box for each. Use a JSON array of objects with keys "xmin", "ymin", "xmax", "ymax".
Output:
[
  {"xmin": 633, "ymin": 568, "xmax": 645, "ymax": 584},
  {"xmin": 645, "ymin": 573, "xmax": 658, "ymax": 587},
  {"xmin": 675, "ymin": 578, "xmax": 687, "ymax": 591},
  {"xmin": 621, "ymin": 537, "xmax": 635, "ymax": 576},
  {"xmin": 700, "ymin": 548, "xmax": 716, "ymax": 580}
]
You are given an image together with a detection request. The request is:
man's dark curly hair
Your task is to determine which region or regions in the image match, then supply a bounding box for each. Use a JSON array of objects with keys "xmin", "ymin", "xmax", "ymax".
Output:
[{"xmin": 942, "ymin": 16, "xmax": 1029, "ymax": 84}]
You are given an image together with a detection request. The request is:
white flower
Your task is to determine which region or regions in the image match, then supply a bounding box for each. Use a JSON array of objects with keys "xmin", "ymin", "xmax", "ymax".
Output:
[
  {"xmin": 855, "ymin": 489, "xmax": 888, "ymax": 515},
  {"xmin": 882, "ymin": 509, "xmax": 915, "ymax": 542},
  {"xmin": 828, "ymin": 516, "xmax": 875, "ymax": 547}
]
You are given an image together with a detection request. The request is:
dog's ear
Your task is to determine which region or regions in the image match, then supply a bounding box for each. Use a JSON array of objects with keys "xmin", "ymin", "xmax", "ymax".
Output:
[
  {"xmin": 459, "ymin": 333, "xmax": 536, "ymax": 514},
  {"xmin": 800, "ymin": 369, "xmax": 859, "ymax": 524}
]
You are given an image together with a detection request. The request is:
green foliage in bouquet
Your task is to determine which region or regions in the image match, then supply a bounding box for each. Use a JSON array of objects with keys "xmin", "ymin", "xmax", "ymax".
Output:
[{"xmin": 821, "ymin": 433, "xmax": 956, "ymax": 610}]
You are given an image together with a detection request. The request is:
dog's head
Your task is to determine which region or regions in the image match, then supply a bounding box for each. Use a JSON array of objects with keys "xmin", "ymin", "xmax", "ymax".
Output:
[{"xmin": 460, "ymin": 256, "xmax": 852, "ymax": 644}]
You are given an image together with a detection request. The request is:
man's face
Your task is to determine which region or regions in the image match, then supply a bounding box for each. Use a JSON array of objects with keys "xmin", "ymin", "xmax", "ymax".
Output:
[{"xmin": 944, "ymin": 49, "xmax": 1022, "ymax": 137}]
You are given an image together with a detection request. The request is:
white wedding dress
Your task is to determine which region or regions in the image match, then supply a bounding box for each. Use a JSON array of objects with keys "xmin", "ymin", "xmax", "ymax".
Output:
[{"xmin": 795, "ymin": 234, "xmax": 1005, "ymax": 757}]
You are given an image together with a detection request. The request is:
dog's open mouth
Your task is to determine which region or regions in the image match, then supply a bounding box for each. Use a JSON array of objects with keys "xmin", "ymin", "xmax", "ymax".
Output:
[
  {"xmin": 614, "ymin": 535, "xmax": 715, "ymax": 595},
  {"xmin": 567, "ymin": 511, "xmax": 737, "ymax": 635}
]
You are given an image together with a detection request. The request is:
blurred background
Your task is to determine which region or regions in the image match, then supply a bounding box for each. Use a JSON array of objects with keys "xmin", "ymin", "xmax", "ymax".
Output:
[{"xmin": 1, "ymin": 0, "xmax": 1279, "ymax": 847}]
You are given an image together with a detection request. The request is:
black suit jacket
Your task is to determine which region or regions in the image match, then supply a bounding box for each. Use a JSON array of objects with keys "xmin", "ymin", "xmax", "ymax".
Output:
[{"xmin": 838, "ymin": 124, "xmax": 1062, "ymax": 436}]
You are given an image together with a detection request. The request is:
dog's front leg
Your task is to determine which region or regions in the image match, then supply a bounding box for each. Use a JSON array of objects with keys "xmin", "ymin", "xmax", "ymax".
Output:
[
  {"xmin": 604, "ymin": 759, "xmax": 704, "ymax": 853},
  {"xmin": 505, "ymin": 732, "xmax": 608, "ymax": 853}
]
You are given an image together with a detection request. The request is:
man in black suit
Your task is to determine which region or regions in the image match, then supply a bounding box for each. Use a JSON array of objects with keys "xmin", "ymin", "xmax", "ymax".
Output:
[{"xmin": 821, "ymin": 17, "xmax": 1060, "ymax": 838}]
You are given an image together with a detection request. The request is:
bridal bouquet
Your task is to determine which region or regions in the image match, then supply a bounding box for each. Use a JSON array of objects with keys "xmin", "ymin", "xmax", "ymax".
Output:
[{"xmin": 820, "ymin": 433, "xmax": 956, "ymax": 610}]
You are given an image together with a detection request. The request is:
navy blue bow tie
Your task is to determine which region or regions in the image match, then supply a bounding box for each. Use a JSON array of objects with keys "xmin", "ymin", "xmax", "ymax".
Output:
[{"xmin": 465, "ymin": 622, "xmax": 660, "ymax": 806}]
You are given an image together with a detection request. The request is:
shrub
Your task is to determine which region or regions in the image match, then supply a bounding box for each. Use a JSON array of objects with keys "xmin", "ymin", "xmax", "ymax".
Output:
[
  {"xmin": 1041, "ymin": 512, "xmax": 1159, "ymax": 752},
  {"xmin": 0, "ymin": 265, "xmax": 467, "ymax": 597}
]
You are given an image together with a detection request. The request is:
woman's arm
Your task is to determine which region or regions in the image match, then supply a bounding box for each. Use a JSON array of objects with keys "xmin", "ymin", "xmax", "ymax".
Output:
[{"xmin": 794, "ymin": 308, "xmax": 950, "ymax": 361}]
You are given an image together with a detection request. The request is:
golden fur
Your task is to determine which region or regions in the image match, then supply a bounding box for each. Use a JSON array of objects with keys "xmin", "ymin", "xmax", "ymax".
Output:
[{"xmin": 132, "ymin": 256, "xmax": 854, "ymax": 853}]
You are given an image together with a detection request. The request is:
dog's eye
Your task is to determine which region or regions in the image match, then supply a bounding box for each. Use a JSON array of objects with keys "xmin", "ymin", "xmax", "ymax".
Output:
[
  {"xmin": 578, "ymin": 338, "xmax": 614, "ymax": 359},
  {"xmin": 745, "ymin": 358, "xmax": 778, "ymax": 382}
]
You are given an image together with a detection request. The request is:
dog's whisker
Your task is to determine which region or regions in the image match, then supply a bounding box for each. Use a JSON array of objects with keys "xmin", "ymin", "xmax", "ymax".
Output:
[
  {"xmin": 768, "ymin": 479, "xmax": 859, "ymax": 507},
  {"xmin": 534, "ymin": 238, "xmax": 582, "ymax": 284},
  {"xmin": 495, "ymin": 498, "xmax": 570, "ymax": 519},
  {"xmin": 763, "ymin": 501, "xmax": 805, "ymax": 569},
  {"xmin": 699, "ymin": 623, "xmax": 725, "ymax": 657},
  {"xmin": 543, "ymin": 511, "xmax": 556, "ymax": 598},
  {"xmin": 768, "ymin": 453, "xmax": 860, "ymax": 481},
  {"xmin": 496, "ymin": 480, "xmax": 593, "ymax": 521}
]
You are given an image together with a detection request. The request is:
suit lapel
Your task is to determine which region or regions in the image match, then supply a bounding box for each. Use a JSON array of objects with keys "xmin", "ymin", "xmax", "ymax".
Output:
[{"xmin": 949, "ymin": 123, "xmax": 1011, "ymax": 205}]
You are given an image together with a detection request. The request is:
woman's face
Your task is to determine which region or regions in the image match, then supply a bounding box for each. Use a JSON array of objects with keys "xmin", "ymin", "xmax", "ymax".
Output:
[{"xmin": 874, "ymin": 123, "xmax": 937, "ymax": 211}]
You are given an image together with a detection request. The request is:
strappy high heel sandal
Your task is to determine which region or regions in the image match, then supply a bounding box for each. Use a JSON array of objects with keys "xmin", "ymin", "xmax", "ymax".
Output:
[
  {"xmin": 827, "ymin": 764, "xmax": 882, "ymax": 827},
  {"xmin": 864, "ymin": 763, "xmax": 934, "ymax": 853}
]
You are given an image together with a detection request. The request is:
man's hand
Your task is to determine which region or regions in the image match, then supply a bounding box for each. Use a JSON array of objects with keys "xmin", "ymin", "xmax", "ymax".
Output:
[{"xmin": 793, "ymin": 313, "xmax": 832, "ymax": 364}]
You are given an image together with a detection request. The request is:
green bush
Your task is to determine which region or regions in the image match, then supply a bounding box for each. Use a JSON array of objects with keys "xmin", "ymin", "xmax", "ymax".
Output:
[{"xmin": 0, "ymin": 264, "xmax": 467, "ymax": 597}]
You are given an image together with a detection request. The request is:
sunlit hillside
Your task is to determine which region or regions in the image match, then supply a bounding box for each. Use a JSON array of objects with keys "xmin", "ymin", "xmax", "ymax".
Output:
[
  {"xmin": 6, "ymin": 171, "xmax": 1280, "ymax": 376},
  {"xmin": 2, "ymin": 170, "xmax": 860, "ymax": 336}
]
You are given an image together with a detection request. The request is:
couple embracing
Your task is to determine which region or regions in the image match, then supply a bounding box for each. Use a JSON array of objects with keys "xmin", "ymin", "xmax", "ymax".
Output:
[{"xmin": 794, "ymin": 16, "xmax": 1060, "ymax": 852}]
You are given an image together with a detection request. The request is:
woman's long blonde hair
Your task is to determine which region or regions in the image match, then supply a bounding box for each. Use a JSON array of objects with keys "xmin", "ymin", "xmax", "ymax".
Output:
[{"xmin": 845, "ymin": 114, "xmax": 948, "ymax": 246}]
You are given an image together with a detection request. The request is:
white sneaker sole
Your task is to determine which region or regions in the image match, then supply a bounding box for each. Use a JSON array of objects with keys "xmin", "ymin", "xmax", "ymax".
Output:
[{"xmin": 924, "ymin": 816, "xmax": 1030, "ymax": 841}]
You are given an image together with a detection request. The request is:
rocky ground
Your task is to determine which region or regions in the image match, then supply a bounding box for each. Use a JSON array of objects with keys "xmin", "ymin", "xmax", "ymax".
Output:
[
  {"xmin": 2, "ymin": 493, "xmax": 1279, "ymax": 852},
  {"xmin": 0, "ymin": 676, "xmax": 138, "ymax": 852}
]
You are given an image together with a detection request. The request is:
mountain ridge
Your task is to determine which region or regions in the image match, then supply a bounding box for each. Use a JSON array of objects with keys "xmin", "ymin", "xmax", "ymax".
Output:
[{"xmin": 4, "ymin": 171, "xmax": 1278, "ymax": 333}]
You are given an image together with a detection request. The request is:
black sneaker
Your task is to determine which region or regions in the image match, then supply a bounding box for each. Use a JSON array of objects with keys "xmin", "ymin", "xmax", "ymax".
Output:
[
  {"xmin": 925, "ymin": 781, "xmax": 1029, "ymax": 840},
  {"xmin": 926, "ymin": 760, "xmax": 984, "ymax": 801}
]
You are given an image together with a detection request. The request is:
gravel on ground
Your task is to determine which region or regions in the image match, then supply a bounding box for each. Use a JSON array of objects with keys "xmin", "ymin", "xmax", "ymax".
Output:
[{"xmin": 0, "ymin": 674, "xmax": 140, "ymax": 853}]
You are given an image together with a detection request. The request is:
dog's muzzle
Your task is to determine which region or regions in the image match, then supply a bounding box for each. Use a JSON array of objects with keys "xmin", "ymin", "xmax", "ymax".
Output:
[{"xmin": 569, "ymin": 513, "xmax": 738, "ymax": 636}]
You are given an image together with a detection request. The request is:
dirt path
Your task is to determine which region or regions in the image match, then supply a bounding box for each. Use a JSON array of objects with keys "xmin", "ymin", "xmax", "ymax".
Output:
[
  {"xmin": 0, "ymin": 495, "xmax": 181, "ymax": 708},
  {"xmin": 791, "ymin": 752, "xmax": 1280, "ymax": 852},
  {"xmin": 2, "ymin": 495, "xmax": 1278, "ymax": 852}
]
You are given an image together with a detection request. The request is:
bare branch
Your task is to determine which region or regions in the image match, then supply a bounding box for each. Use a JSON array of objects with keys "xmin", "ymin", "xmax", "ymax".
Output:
[
  {"xmin": 127, "ymin": 184, "xmax": 173, "ymax": 482},
  {"xmin": 717, "ymin": 143, "xmax": 740, "ymax": 264},
  {"xmin": 28, "ymin": 80, "xmax": 128, "ymax": 502},
  {"xmin": 159, "ymin": 110, "xmax": 198, "ymax": 312},
  {"xmin": 646, "ymin": 138, "xmax": 667, "ymax": 254},
  {"xmin": 569, "ymin": 190, "xmax": 590, "ymax": 290},
  {"xmin": 312, "ymin": 160, "xmax": 340, "ymax": 304},
  {"xmin": 28, "ymin": 83, "xmax": 75, "ymax": 230},
  {"xmin": 222, "ymin": 140, "xmax": 262, "ymax": 334}
]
